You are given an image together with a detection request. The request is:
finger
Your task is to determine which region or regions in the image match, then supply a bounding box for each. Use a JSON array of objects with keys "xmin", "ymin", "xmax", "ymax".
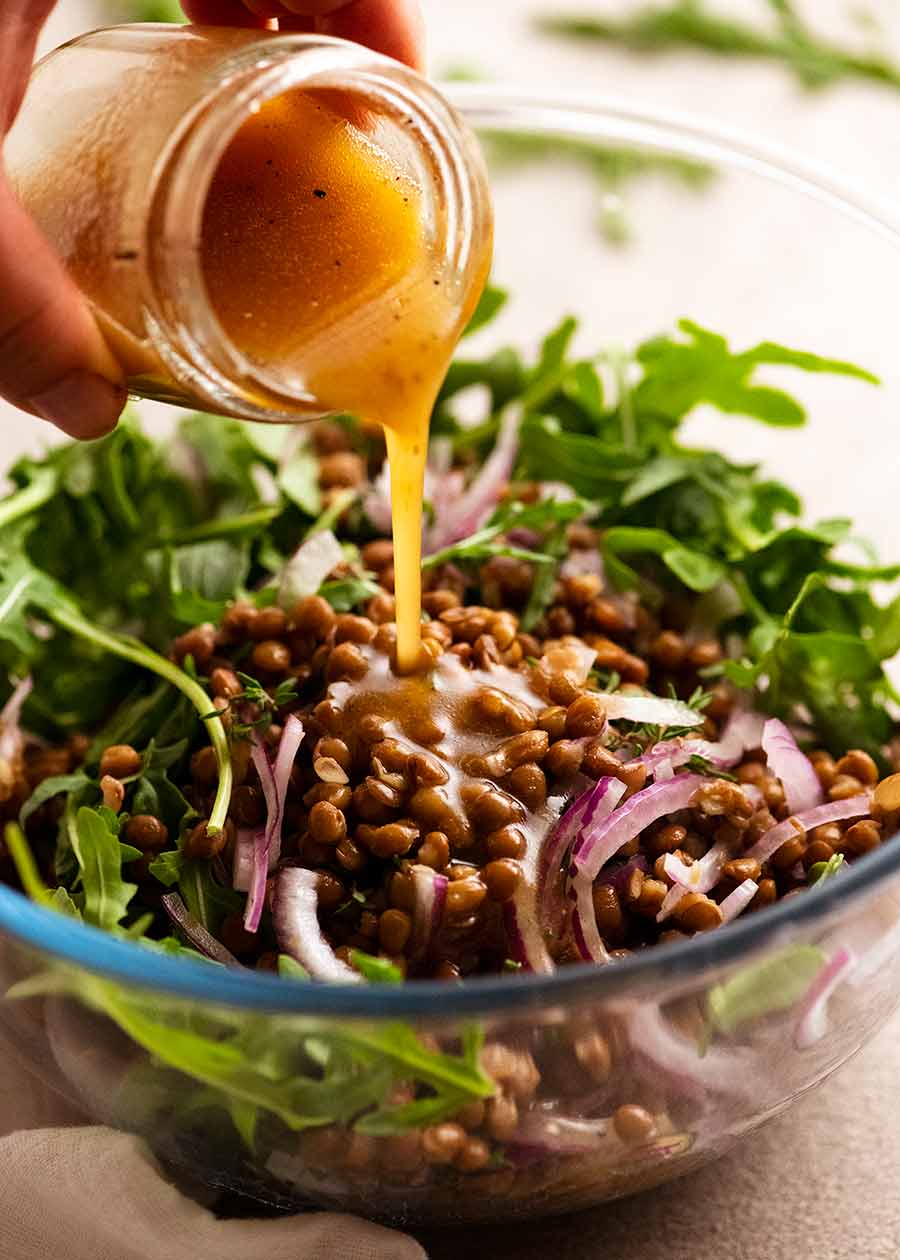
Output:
[
  {"xmin": 180, "ymin": 0, "xmax": 271, "ymax": 25},
  {"xmin": 314, "ymin": 0, "xmax": 425, "ymax": 69},
  {"xmin": 0, "ymin": 179, "xmax": 126, "ymax": 439}
]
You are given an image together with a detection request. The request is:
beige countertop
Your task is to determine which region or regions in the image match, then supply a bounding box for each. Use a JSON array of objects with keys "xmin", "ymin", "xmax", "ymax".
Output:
[{"xmin": 5, "ymin": 4, "xmax": 900, "ymax": 1257}]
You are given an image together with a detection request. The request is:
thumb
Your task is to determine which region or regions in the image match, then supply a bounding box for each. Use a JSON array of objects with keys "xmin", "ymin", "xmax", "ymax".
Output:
[{"xmin": 0, "ymin": 174, "xmax": 126, "ymax": 439}]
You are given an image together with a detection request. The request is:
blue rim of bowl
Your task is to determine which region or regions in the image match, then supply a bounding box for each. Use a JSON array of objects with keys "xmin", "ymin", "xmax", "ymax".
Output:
[{"xmin": 2, "ymin": 87, "xmax": 900, "ymax": 1018}]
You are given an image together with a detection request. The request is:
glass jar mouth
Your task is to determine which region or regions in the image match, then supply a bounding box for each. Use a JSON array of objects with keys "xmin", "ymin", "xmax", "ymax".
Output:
[
  {"xmin": 4, "ymin": 87, "xmax": 900, "ymax": 1018},
  {"xmin": 145, "ymin": 34, "xmax": 484, "ymax": 424}
]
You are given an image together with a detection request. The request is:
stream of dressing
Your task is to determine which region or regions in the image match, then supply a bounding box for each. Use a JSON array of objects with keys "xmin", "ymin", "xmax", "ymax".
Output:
[{"xmin": 199, "ymin": 88, "xmax": 491, "ymax": 670}]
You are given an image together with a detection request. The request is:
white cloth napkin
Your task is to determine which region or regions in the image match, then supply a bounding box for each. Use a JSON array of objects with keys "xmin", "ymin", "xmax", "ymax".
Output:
[{"xmin": 0, "ymin": 1047, "xmax": 424, "ymax": 1260}]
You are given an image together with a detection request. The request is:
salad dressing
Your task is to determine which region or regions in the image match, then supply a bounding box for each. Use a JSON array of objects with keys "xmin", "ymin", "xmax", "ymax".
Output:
[{"xmin": 199, "ymin": 88, "xmax": 491, "ymax": 671}]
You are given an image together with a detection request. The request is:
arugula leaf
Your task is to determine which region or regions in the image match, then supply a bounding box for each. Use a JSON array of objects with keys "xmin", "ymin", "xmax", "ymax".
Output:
[
  {"xmin": 19, "ymin": 772, "xmax": 92, "ymax": 828},
  {"xmin": 463, "ymin": 282, "xmax": 508, "ymax": 338},
  {"xmin": 635, "ymin": 320, "xmax": 877, "ymax": 426},
  {"xmin": 603, "ymin": 526, "xmax": 725, "ymax": 592},
  {"xmin": 809, "ymin": 853, "xmax": 845, "ymax": 886},
  {"xmin": 68, "ymin": 806, "xmax": 138, "ymax": 932},
  {"xmin": 350, "ymin": 951, "xmax": 404, "ymax": 984},
  {"xmin": 707, "ymin": 944, "xmax": 826, "ymax": 1035},
  {"xmin": 278, "ymin": 441, "xmax": 322, "ymax": 517}
]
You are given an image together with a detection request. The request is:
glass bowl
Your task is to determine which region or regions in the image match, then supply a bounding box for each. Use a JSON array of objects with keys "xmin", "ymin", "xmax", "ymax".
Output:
[{"xmin": 3, "ymin": 89, "xmax": 900, "ymax": 1227}]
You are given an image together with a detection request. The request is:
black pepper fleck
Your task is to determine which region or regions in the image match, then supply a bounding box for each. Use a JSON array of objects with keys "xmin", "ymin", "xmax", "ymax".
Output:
[{"xmin": 314, "ymin": 189, "xmax": 327, "ymax": 199}]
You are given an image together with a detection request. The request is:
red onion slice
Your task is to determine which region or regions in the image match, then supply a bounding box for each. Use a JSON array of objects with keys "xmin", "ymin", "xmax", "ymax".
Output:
[
  {"xmin": 409, "ymin": 864, "xmax": 448, "ymax": 964},
  {"xmin": 571, "ymin": 774, "xmax": 705, "ymax": 884},
  {"xmin": 663, "ymin": 835, "xmax": 735, "ymax": 896},
  {"xmin": 244, "ymin": 714, "xmax": 305, "ymax": 932},
  {"xmin": 761, "ymin": 718, "xmax": 823, "ymax": 815},
  {"xmin": 631, "ymin": 709, "xmax": 765, "ymax": 778},
  {"xmin": 794, "ymin": 945, "xmax": 856, "ymax": 1050},
  {"xmin": 273, "ymin": 867, "xmax": 361, "ymax": 983},
  {"xmin": 232, "ymin": 826, "xmax": 255, "ymax": 893},
  {"xmin": 748, "ymin": 794, "xmax": 871, "ymax": 864},
  {"xmin": 656, "ymin": 883, "xmax": 688, "ymax": 924},
  {"xmin": 565, "ymin": 777, "xmax": 628, "ymax": 965},
  {"xmin": 718, "ymin": 878, "xmax": 758, "ymax": 924},
  {"xmin": 426, "ymin": 408, "xmax": 520, "ymax": 552},
  {"xmin": 627, "ymin": 1003, "xmax": 757, "ymax": 1100},
  {"xmin": 0, "ymin": 675, "xmax": 31, "ymax": 765},
  {"xmin": 511, "ymin": 1110, "xmax": 616, "ymax": 1156},
  {"xmin": 161, "ymin": 892, "xmax": 242, "ymax": 967},
  {"xmin": 601, "ymin": 694, "xmax": 704, "ymax": 728},
  {"xmin": 278, "ymin": 529, "xmax": 344, "ymax": 608}
]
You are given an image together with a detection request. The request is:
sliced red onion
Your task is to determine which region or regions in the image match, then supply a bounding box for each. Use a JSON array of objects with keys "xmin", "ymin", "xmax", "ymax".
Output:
[
  {"xmin": 627, "ymin": 1003, "xmax": 757, "ymax": 1099},
  {"xmin": 512, "ymin": 1111, "xmax": 615, "ymax": 1156},
  {"xmin": 244, "ymin": 715, "xmax": 305, "ymax": 932},
  {"xmin": 762, "ymin": 718, "xmax": 823, "ymax": 815},
  {"xmin": 566, "ymin": 777, "xmax": 628, "ymax": 964},
  {"xmin": 602, "ymin": 693, "xmax": 704, "ymax": 729},
  {"xmin": 504, "ymin": 891, "xmax": 555, "ymax": 974},
  {"xmin": 161, "ymin": 892, "xmax": 242, "ymax": 967},
  {"xmin": 232, "ymin": 827, "xmax": 256, "ymax": 893},
  {"xmin": 656, "ymin": 883, "xmax": 688, "ymax": 923},
  {"xmin": 571, "ymin": 774, "xmax": 704, "ymax": 884},
  {"xmin": 595, "ymin": 854, "xmax": 649, "ymax": 893},
  {"xmin": 409, "ymin": 864, "xmax": 447, "ymax": 963},
  {"xmin": 0, "ymin": 675, "xmax": 31, "ymax": 764},
  {"xmin": 273, "ymin": 867, "xmax": 361, "ymax": 983},
  {"xmin": 243, "ymin": 829, "xmax": 269, "ymax": 935},
  {"xmin": 663, "ymin": 836, "xmax": 734, "ymax": 895},
  {"xmin": 748, "ymin": 794, "xmax": 871, "ymax": 864},
  {"xmin": 426, "ymin": 409, "xmax": 520, "ymax": 552},
  {"xmin": 794, "ymin": 946, "xmax": 856, "ymax": 1050},
  {"xmin": 362, "ymin": 460, "xmax": 392, "ymax": 533},
  {"xmin": 655, "ymin": 757, "xmax": 675, "ymax": 782},
  {"xmin": 630, "ymin": 708, "xmax": 765, "ymax": 778},
  {"xmin": 537, "ymin": 778, "xmax": 594, "ymax": 932},
  {"xmin": 718, "ymin": 878, "xmax": 758, "ymax": 924},
  {"xmin": 277, "ymin": 530, "xmax": 344, "ymax": 609}
]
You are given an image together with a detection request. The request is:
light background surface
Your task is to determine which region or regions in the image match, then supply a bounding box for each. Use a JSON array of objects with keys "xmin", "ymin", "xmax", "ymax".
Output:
[{"xmin": 5, "ymin": 4, "xmax": 900, "ymax": 1256}]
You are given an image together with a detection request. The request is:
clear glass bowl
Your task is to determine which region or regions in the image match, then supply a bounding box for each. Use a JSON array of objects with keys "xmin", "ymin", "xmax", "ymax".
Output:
[{"xmin": 3, "ymin": 89, "xmax": 900, "ymax": 1227}]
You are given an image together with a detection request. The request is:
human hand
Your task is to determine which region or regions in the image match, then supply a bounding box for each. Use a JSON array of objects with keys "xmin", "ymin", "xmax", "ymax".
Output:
[
  {"xmin": 182, "ymin": 2, "xmax": 425, "ymax": 70},
  {"xmin": 0, "ymin": 1033, "xmax": 426, "ymax": 1260},
  {"xmin": 0, "ymin": 0, "xmax": 424, "ymax": 441}
]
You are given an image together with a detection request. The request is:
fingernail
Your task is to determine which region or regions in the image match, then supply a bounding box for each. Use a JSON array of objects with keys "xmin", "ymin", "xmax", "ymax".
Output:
[{"xmin": 28, "ymin": 370, "xmax": 126, "ymax": 440}]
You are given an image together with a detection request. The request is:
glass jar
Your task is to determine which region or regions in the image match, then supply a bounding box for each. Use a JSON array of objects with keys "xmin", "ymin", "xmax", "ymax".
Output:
[{"xmin": 5, "ymin": 24, "xmax": 492, "ymax": 423}]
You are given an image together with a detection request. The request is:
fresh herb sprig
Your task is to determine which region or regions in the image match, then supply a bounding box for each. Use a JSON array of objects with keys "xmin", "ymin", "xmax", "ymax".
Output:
[
  {"xmin": 540, "ymin": 1, "xmax": 900, "ymax": 96},
  {"xmin": 436, "ymin": 304, "xmax": 894, "ymax": 760}
]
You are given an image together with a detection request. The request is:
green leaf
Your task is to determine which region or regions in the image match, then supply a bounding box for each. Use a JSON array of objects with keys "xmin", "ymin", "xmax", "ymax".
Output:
[
  {"xmin": 319, "ymin": 575, "xmax": 382, "ymax": 612},
  {"xmin": 68, "ymin": 806, "xmax": 138, "ymax": 932},
  {"xmin": 350, "ymin": 951, "xmax": 403, "ymax": 984},
  {"xmin": 808, "ymin": 853, "xmax": 845, "ymax": 886},
  {"xmin": 278, "ymin": 442, "xmax": 322, "ymax": 517},
  {"xmin": 634, "ymin": 319, "xmax": 877, "ymax": 426},
  {"xmin": 707, "ymin": 945, "xmax": 826, "ymax": 1035},
  {"xmin": 19, "ymin": 772, "xmax": 92, "ymax": 828},
  {"xmin": 603, "ymin": 526, "xmax": 725, "ymax": 592},
  {"xmin": 278, "ymin": 955, "xmax": 310, "ymax": 981},
  {"xmin": 463, "ymin": 282, "xmax": 508, "ymax": 338}
]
